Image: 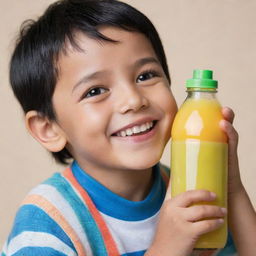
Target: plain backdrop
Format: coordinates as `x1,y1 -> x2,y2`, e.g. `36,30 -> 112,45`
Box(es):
1,0 -> 256,247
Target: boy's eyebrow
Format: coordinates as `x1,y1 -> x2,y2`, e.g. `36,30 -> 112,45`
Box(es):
134,57 -> 160,69
72,70 -> 109,93
72,57 -> 160,93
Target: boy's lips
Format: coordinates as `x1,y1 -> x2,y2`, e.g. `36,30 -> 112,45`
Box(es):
111,118 -> 158,137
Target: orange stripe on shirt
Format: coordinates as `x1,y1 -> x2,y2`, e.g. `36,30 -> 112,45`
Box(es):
21,194 -> 86,256
63,167 -> 120,256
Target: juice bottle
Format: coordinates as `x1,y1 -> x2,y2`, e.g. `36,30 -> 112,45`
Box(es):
171,69 -> 228,249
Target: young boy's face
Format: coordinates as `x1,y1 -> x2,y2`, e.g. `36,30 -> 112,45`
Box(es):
52,27 -> 177,172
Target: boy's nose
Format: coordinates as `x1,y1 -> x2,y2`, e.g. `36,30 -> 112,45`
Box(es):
116,86 -> 149,114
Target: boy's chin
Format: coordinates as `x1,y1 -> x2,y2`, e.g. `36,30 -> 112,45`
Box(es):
121,153 -> 162,170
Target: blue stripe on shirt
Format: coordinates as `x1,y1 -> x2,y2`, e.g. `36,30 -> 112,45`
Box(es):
122,250 -> 146,256
6,204 -> 75,251
12,247 -> 68,256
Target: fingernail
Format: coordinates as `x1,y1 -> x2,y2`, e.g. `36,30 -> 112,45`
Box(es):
218,218 -> 224,224
210,192 -> 216,198
219,120 -> 227,127
221,208 -> 227,215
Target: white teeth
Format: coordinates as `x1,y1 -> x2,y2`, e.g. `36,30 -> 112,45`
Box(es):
116,121 -> 154,137
120,131 -> 126,137
140,124 -> 147,132
132,126 -> 141,134
126,128 -> 133,136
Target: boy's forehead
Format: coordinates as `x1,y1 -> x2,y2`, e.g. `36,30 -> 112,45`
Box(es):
61,27 -> 154,58
55,27 -> 158,80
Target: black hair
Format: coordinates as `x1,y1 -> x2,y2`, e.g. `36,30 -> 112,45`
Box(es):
10,0 -> 171,164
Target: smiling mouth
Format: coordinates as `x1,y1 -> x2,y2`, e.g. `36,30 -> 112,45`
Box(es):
112,121 -> 157,137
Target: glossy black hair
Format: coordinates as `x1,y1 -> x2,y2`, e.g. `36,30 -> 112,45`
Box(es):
10,0 -> 171,164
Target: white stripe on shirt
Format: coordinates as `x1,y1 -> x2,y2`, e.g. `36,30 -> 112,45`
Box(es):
101,211 -> 159,254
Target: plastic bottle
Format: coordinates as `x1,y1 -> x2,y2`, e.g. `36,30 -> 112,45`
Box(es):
171,69 -> 228,249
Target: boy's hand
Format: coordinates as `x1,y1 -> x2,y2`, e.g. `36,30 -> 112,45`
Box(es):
146,190 -> 226,256
220,107 -> 244,195
220,107 -> 256,255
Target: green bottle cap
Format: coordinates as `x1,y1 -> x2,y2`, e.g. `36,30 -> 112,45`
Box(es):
186,69 -> 218,88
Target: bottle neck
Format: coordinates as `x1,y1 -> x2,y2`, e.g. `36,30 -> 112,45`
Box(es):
186,87 -> 217,100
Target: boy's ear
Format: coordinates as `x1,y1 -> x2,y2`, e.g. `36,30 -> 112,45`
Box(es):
25,111 -> 67,152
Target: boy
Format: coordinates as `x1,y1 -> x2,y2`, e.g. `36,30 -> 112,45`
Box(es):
2,0 -> 256,255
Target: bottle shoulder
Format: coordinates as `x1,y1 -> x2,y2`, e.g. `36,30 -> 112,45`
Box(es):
171,98 -> 227,143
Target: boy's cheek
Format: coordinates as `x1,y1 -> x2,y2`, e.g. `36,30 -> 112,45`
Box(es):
158,88 -> 177,114
167,100 -> 178,122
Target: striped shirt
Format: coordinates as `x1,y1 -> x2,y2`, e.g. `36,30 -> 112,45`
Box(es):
1,161 -> 237,256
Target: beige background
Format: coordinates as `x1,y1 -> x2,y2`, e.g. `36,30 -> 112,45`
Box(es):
1,0 -> 256,247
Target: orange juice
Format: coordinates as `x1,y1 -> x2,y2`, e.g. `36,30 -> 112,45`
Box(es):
171,70 -> 228,249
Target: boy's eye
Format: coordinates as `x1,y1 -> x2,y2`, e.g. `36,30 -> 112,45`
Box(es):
84,87 -> 108,98
136,70 -> 159,83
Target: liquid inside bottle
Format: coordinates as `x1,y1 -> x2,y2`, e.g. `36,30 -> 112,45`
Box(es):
171,70 -> 228,249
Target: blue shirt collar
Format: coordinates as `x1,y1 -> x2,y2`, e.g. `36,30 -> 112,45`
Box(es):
71,161 -> 166,221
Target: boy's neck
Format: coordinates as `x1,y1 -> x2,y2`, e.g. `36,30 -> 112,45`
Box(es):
109,168 -> 154,202
77,162 -> 154,202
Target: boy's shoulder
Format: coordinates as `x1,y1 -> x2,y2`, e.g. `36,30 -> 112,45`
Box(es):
20,168 -> 86,219
4,170 -> 79,256
22,171 -> 68,206
9,171 -> 72,228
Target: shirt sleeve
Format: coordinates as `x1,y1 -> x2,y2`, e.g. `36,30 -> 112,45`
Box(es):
216,231 -> 237,256
2,204 -> 77,256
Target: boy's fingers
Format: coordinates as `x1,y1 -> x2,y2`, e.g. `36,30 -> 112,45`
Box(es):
185,205 -> 227,222
171,190 -> 216,208
222,107 -> 235,124
192,218 -> 225,236
220,120 -> 238,150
